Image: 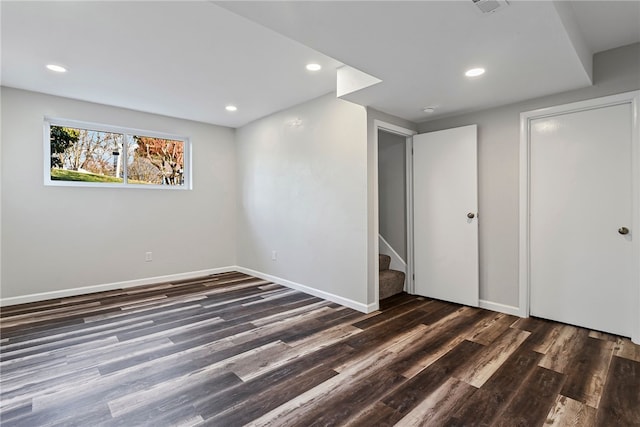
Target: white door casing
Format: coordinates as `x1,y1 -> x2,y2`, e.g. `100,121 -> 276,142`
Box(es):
520,91 -> 640,343
373,120 -> 417,303
413,125 -> 479,307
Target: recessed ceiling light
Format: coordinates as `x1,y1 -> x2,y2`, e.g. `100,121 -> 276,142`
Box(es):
465,67 -> 485,77
306,63 -> 322,71
46,64 -> 67,73
423,107 -> 436,114
225,105 -> 238,112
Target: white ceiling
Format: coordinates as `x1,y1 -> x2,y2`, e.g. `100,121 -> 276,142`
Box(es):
218,0 -> 640,123
2,1 -> 639,128
0,1 -> 341,128
569,1 -> 640,54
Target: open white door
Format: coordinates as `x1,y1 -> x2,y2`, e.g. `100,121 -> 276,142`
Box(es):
413,125 -> 479,307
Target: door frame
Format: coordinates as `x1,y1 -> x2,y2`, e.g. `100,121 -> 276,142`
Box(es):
374,120 -> 417,301
519,90 -> 640,343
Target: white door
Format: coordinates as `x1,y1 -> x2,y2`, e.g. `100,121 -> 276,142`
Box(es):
413,125 -> 479,307
529,102 -> 635,337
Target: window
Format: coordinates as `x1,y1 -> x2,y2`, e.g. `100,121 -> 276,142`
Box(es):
45,118 -> 191,189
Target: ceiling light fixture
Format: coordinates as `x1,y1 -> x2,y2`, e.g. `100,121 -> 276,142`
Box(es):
465,67 -> 485,77
423,107 -> 436,114
46,64 -> 67,73
225,105 -> 238,112
306,63 -> 322,71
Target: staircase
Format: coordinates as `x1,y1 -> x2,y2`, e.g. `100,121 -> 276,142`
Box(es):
379,254 -> 405,300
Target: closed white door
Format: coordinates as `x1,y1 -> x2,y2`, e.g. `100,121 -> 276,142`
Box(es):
530,102 -> 634,336
413,125 -> 479,307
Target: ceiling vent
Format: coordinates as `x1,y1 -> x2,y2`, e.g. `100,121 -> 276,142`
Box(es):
472,0 -> 509,14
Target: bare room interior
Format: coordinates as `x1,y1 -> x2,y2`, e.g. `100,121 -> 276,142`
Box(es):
1,1 -> 639,426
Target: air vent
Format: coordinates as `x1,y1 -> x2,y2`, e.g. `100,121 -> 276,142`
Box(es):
472,0 -> 509,14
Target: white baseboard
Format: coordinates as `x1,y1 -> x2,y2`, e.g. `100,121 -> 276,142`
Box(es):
1,265 -> 378,314
1,265 -> 524,319
235,266 -> 377,314
0,266 -> 237,307
479,299 -> 524,317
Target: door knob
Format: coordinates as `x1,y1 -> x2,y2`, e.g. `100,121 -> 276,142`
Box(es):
618,227 -> 629,235
467,213 -> 475,219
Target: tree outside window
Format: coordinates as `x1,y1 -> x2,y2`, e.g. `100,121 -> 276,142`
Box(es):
47,121 -> 189,188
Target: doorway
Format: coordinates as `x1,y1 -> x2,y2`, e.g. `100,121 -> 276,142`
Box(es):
373,120 -> 416,302
520,91 -> 640,342
374,120 -> 479,305
378,129 -> 408,274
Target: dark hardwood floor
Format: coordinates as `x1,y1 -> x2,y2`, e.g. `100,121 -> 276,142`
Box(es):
1,271 -> 638,426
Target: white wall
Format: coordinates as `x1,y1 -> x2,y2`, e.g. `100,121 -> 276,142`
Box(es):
236,93 -> 371,309
418,43 -> 640,309
1,88 -> 237,300
378,130 -> 406,260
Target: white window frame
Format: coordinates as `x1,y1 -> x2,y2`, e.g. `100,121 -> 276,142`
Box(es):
44,117 -> 192,190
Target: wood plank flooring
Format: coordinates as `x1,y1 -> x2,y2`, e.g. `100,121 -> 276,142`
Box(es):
1,271 -> 639,426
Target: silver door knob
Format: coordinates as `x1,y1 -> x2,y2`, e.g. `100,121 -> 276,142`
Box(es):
618,227 -> 629,235
467,213 -> 475,219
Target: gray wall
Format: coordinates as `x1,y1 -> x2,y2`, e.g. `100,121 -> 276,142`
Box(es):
418,43 -> 640,308
236,93 -> 370,307
378,130 -> 406,260
1,88 -> 237,299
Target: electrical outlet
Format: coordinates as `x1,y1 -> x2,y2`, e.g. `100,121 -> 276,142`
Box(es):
145,252 -> 153,262
271,250 -> 277,261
